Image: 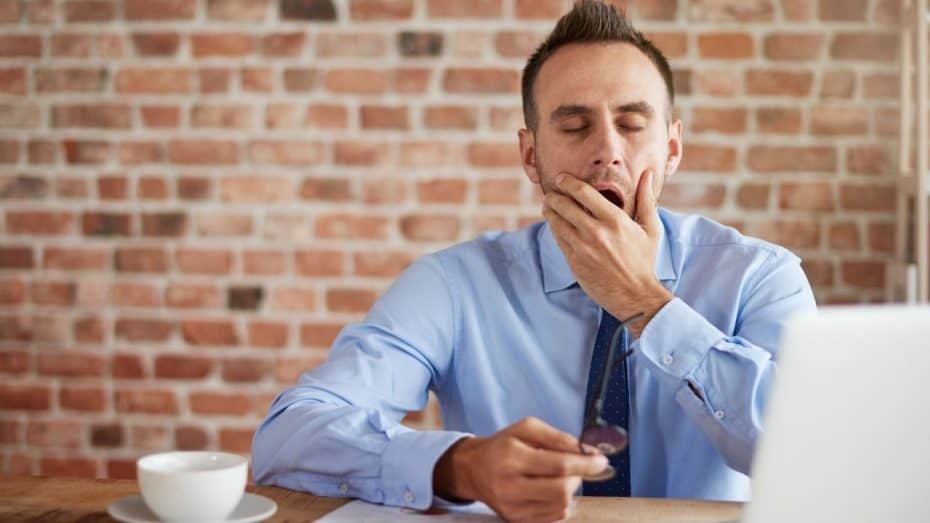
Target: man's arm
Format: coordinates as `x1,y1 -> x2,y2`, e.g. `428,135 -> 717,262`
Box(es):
634,253 -> 816,474
251,255 -> 470,510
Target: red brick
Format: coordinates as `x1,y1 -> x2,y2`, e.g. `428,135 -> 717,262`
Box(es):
698,32 -> 754,59
81,212 -> 131,236
756,107 -> 802,134
691,107 -> 747,134
283,67 -> 316,92
175,426 -> 209,450
116,68 -> 191,94
6,211 -> 72,236
360,105 -> 409,130
468,142 -> 520,167
413,178 -> 464,204
98,176 -> 128,200
847,146 -> 889,175
233,253 -> 278,279
395,67 -> 431,94
182,319 -> 239,346
276,354 -> 326,383
811,105 -> 868,135
427,0 -> 501,17
424,105 -> 478,130
220,176 -> 292,202
74,316 -> 105,344
318,32 -> 387,58
115,389 -> 178,414
443,68 -> 519,94
300,322 -> 344,348
688,0 -> 774,21
363,179 -> 407,204
495,30 -> 545,58
200,68 -> 231,93
207,0 -> 269,19
398,31 -> 443,58
218,427 -> 254,453
661,183 -> 726,208
41,457 -> 98,478
141,212 -> 187,237
192,33 -> 254,57
191,104 -> 253,128
779,182 -> 835,211
863,73 -> 897,99
178,177 -> 211,200
112,353 -> 144,379
0,384 -> 50,411
829,223 -> 861,251
0,176 -> 44,200
819,0 -> 866,21
125,0 -> 195,20
820,70 -> 854,99
334,140 -> 390,166
0,419 -> 20,445
248,141 -> 325,166
119,141 -> 164,165
746,69 -> 813,96
154,354 -> 212,380
748,219 -> 821,249
0,349 -> 28,374
0,247 -> 33,269
65,0 -> 116,21
166,284 -> 222,309
0,68 -> 26,94
350,0 -> 413,19
131,425 -> 170,451
478,178 -> 522,205
324,68 -> 390,94
830,33 -> 897,61
354,251 -> 414,278
300,178 -> 351,201
748,146 -> 837,173
196,213 -> 253,237
115,318 -> 174,342
867,222 -> 894,253
326,288 -> 377,314
90,422 -> 123,448
51,33 -> 93,57
115,248 -> 167,273
131,32 -> 180,56
295,250 -> 344,277
693,69 -> 739,97
222,358 -> 272,383
0,36 -> 41,57
168,140 -> 238,165
43,247 -> 109,270
176,249 -> 232,274
679,144 -> 737,172
27,420 -> 83,450
248,321 -> 289,348
841,261 -> 885,289
763,33 -> 822,61
261,31 -> 305,56
315,214 -> 389,240
0,102 -> 40,128
60,386 -> 106,411
0,139 -> 18,163
30,281 -> 76,306
111,282 -> 160,308
839,184 -> 894,212
400,214 -> 460,241
270,288 -> 316,312
106,459 -> 136,480
189,391 -> 251,415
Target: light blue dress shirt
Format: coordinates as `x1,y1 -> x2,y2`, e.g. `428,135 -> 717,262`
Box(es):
252,208 -> 817,508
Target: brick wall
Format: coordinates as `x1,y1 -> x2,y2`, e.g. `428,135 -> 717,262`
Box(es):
0,0 -> 903,479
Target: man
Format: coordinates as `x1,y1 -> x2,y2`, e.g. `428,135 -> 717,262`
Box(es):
252,2 -> 817,521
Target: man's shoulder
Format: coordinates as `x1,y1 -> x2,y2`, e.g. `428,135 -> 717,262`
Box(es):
429,221 -> 544,273
661,208 -> 797,266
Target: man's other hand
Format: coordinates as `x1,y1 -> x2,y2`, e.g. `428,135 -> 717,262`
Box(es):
433,416 -> 608,522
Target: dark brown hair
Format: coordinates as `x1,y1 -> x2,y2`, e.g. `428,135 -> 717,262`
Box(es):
521,0 -> 674,130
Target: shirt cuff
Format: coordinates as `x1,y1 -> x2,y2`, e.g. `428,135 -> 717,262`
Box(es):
635,297 -> 726,386
381,430 -> 472,510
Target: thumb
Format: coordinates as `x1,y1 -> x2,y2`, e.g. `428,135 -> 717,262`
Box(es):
636,169 -> 660,236
509,417 -> 581,454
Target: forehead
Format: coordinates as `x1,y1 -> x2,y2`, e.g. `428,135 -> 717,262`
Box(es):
534,42 -> 667,116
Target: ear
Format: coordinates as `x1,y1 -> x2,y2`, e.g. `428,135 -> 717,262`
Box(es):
518,128 -> 540,184
664,119 -> 683,179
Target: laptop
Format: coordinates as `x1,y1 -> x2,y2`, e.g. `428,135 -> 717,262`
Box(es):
741,306 -> 930,522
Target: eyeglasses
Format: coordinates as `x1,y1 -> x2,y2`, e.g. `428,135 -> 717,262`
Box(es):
580,312 -> 642,482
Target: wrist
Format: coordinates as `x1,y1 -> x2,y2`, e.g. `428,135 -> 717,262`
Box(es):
433,436 -> 480,502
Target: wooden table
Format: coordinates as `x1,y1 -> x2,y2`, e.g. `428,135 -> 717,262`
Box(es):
0,475 -> 743,522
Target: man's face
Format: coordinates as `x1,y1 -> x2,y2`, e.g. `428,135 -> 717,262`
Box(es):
519,42 -> 683,219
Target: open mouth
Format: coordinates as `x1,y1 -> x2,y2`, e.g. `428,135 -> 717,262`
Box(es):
598,189 -> 624,210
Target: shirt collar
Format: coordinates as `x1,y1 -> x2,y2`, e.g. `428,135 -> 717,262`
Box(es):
539,209 -> 678,294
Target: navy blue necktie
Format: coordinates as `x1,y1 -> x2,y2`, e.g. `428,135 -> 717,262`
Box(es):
582,310 -> 632,496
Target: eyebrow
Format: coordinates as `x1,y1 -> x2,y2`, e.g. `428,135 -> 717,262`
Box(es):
548,101 -> 656,124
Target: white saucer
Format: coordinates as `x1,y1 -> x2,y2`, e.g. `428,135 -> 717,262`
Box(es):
107,492 -> 277,523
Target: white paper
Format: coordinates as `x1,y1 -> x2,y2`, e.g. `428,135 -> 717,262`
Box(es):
315,499 -> 500,522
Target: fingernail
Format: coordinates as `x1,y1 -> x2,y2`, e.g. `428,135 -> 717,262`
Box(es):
581,444 -> 602,455
595,455 -> 609,468
556,173 -> 565,185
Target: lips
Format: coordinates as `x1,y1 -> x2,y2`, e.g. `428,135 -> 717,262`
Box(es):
598,188 -> 624,210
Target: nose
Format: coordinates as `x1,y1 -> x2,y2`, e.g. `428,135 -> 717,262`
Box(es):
590,124 -> 623,170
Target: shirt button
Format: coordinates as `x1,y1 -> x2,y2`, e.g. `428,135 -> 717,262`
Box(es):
404,490 -> 415,503
661,354 -> 674,365
714,410 -> 725,420
339,483 -> 349,494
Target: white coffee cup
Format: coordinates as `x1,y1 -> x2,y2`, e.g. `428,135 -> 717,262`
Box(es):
137,451 -> 248,522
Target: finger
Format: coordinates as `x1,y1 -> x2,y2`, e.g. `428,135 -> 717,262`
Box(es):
509,417 -> 581,453
544,192 -> 594,232
542,204 -> 579,253
554,173 -> 617,222
518,447 -> 609,479
635,169 -> 661,236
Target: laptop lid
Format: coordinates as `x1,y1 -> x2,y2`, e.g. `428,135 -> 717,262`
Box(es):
744,306 -> 930,523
